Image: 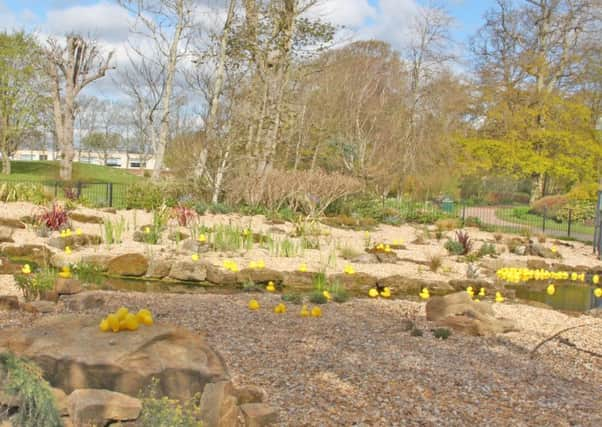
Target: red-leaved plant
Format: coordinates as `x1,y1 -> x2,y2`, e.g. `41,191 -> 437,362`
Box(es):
35,203 -> 69,231
455,230 -> 473,255
172,204 -> 196,227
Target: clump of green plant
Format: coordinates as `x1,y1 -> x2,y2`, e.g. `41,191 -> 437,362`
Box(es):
0,182 -> 50,205
301,236 -> 320,250
210,224 -> 253,252
0,352 -> 63,427
477,242 -> 497,257
432,328 -> 451,340
328,281 -> 349,303
427,254 -> 442,272
445,230 -> 472,255
339,245 -> 360,260
13,267 -> 56,301
138,378 -> 202,427
281,293 -> 302,304
308,290 -> 328,304
268,237 -> 302,258
242,280 -> 262,292
102,215 -> 126,245
72,262 -> 104,285
143,207 -> 170,245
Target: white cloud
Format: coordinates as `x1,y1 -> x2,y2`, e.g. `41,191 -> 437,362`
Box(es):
45,1 -> 132,43
311,0 -> 377,28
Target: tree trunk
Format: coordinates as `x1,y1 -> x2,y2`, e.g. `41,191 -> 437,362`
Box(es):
1,149 -> 10,175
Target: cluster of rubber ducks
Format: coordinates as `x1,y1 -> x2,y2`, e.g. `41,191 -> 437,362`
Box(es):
99,307 -> 153,332
373,243 -> 392,253
248,299 -> 323,317
368,287 -> 391,298
496,267 -> 597,284
417,286 -> 506,303
248,260 -> 266,270
60,228 -> 83,238
223,260 -> 240,272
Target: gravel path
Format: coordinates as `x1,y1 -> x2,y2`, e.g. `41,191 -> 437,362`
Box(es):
3,291 -> 600,426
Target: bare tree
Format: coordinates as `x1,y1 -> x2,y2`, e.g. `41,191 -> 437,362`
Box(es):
119,0 -> 194,180
43,34 -> 114,181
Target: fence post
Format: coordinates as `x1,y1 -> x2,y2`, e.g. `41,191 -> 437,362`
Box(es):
567,208 -> 572,238
54,181 -> 58,198
461,204 -> 466,226
76,181 -> 82,198
542,206 -> 547,233
108,183 -> 113,208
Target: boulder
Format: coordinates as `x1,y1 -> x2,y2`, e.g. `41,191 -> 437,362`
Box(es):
169,260 -> 207,282
48,234 -> 102,250
69,212 -> 104,224
426,291 -> 516,336
0,258 -> 21,275
52,387 -> 69,416
236,268 -> 282,285
107,254 -> 148,277
351,253 -> 379,264
55,278 -> 82,295
0,244 -> 52,264
181,238 -> 210,253
378,275 -> 452,294
40,290 -> 59,303
80,254 -> 112,272
199,381 -> 240,427
61,293 -> 107,312
239,403 -> 279,427
233,385 -> 266,405
528,244 -> 561,259
328,273 -> 377,290
206,264 -> 238,286
0,296 -> 19,311
145,258 -> 173,279
526,259 -> 550,271
168,230 -> 190,242
281,271 -> 317,288
0,227 -> 14,243
448,279 -> 493,292
0,314 -> 229,400
21,300 -> 56,314
0,218 -> 25,229
67,389 -> 141,427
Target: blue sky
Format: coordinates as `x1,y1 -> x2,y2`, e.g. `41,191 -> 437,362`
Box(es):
1,0 -> 496,48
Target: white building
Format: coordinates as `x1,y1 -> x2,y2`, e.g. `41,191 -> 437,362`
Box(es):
12,149 -> 156,170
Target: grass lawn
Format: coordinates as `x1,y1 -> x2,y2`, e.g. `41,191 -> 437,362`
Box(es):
0,161 -> 144,184
495,206 -> 594,239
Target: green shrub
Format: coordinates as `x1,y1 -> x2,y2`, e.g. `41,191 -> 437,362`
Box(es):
432,328 -> 451,340
444,239 -> 465,255
530,194 -> 569,218
329,281 -> 349,303
138,378 -> 202,427
0,182 -> 50,205
477,243 -> 497,257
281,293 -> 302,304
125,182 -> 165,210
103,216 -> 126,245
13,268 -> 56,301
308,290 -> 328,304
208,203 -> 232,214
428,254 -> 442,272
0,352 -> 63,427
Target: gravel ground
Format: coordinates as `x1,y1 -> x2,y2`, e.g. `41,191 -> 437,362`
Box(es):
2,291 -> 600,427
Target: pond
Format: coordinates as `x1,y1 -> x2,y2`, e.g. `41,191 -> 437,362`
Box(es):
508,282 -> 601,312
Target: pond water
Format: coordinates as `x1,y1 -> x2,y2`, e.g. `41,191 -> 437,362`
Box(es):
508,283 -> 601,312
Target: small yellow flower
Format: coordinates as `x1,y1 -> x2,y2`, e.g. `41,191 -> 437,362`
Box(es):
298,263 -> 308,273
21,264 -> 31,274
197,234 -> 207,243
65,246 -> 72,254
343,265 -> 355,275
144,227 -> 151,234
75,228 -> 83,236
242,228 -> 251,236
191,253 -> 199,261
323,290 -> 332,300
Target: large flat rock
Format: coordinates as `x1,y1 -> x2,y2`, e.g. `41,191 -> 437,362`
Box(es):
0,314 -> 228,401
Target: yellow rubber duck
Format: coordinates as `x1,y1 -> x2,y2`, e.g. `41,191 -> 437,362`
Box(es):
298,263 -> 308,273
266,281 -> 276,292
257,260 -> 265,269
300,305 -> 310,317
466,286 -> 474,297
21,264 -> 31,274
311,306 -> 322,317
144,226 -> 151,234
478,287 -> 485,297
58,266 -> 71,279
197,234 -> 207,243
99,318 -> 110,332
191,253 -> 200,261
368,288 -> 379,298
65,246 -> 72,254
76,228 -> 83,236
594,288 -> 602,298
551,245 -> 557,253
116,307 -> 129,321
419,288 -> 430,300
107,314 -> 120,332
249,261 -> 258,269
274,303 -> 287,314
123,313 -> 139,331
384,244 -> 392,253
248,299 -> 260,310
593,274 -> 600,285
380,287 -> 391,298
322,290 -> 332,300
495,292 -> 504,303
343,265 -> 355,275
571,272 -> 577,281
546,284 -> 556,296
578,273 -> 585,282
136,309 -> 153,325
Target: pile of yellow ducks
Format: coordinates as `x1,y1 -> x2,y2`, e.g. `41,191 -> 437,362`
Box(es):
223,260 -> 239,272
99,307 -> 153,332
248,299 -> 322,317
248,260 -> 266,270
368,287 -> 391,298
373,243 -> 392,253
496,267 -> 597,284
